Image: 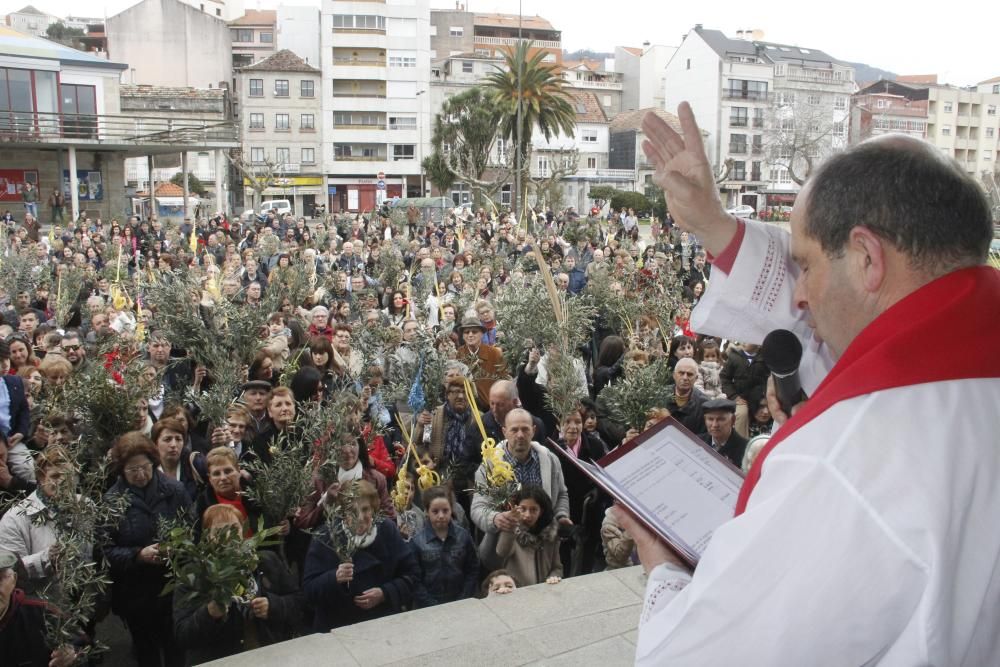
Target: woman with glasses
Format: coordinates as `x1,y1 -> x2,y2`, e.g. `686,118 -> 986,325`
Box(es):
104,432 -> 192,667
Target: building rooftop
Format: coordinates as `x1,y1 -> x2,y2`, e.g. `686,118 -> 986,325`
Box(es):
239,49 -> 319,73
229,9 -> 276,26
0,25 -> 125,70
611,107 -> 683,134
474,12 -> 556,33
136,182 -> 185,197
564,59 -> 603,73
694,26 -> 843,67
11,4 -> 47,15
620,46 -> 643,57
568,89 -> 608,123
897,74 -> 938,84
979,75 -> 1000,85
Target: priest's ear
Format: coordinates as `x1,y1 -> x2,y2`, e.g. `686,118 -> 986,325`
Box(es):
848,226 -> 888,294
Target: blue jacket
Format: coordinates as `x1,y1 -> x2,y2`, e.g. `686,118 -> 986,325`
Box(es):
1,375 -> 30,442
567,267 -> 588,295
302,519 -> 419,632
411,521 -> 479,608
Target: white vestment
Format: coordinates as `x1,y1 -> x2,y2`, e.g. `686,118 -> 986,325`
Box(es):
636,221 -> 1000,665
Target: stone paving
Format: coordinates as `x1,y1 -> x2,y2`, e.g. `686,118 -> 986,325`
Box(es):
206,566 -> 647,666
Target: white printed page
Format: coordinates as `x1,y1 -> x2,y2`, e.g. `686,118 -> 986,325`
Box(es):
603,425 -> 744,559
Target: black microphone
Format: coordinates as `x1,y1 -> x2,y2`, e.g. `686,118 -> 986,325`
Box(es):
761,329 -> 806,414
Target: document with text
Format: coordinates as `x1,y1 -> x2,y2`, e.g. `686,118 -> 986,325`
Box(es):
552,417 -> 745,567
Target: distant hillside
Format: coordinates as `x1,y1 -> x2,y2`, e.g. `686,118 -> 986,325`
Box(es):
564,49 -> 613,62
847,62 -> 897,85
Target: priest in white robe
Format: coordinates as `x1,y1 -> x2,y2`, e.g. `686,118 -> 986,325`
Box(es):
615,103 -> 1000,666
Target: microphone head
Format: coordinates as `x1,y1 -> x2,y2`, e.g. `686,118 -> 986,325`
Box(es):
761,329 -> 803,375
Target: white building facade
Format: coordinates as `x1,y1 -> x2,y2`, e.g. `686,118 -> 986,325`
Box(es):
664,26 -> 853,209
320,0 -> 431,213
239,50 -> 323,216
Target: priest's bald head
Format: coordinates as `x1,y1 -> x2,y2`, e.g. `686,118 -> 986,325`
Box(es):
789,135 -> 992,358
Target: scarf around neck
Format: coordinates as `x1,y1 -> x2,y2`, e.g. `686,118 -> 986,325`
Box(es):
443,402 -> 470,463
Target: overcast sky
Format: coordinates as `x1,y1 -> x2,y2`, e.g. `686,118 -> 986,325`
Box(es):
6,0 -> 996,87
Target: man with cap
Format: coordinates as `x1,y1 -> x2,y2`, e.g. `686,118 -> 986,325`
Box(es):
455,316 -> 509,411
0,550 -> 79,666
699,398 -> 748,468
240,380 -> 274,435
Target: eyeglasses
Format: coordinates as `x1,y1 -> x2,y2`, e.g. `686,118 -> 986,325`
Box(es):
61,344 -> 81,352
124,462 -> 153,475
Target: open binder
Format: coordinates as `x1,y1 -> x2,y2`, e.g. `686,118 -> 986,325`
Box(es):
550,416 -> 745,568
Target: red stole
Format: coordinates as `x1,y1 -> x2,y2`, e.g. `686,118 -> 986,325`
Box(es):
736,266 -> 1000,515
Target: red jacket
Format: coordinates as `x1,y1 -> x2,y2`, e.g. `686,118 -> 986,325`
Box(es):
362,424 -> 396,480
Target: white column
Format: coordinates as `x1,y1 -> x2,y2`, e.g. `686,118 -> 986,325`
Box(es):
68,146 -> 80,222
214,150 -> 225,216
181,152 -> 190,222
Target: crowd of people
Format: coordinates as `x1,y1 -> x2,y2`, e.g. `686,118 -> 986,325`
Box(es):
0,197 -> 777,666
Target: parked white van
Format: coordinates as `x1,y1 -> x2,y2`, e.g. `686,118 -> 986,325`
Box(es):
259,200 -> 292,218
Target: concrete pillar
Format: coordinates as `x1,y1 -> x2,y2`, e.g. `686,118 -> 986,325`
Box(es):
181,152 -> 190,221
68,146 -> 79,223
214,149 -> 225,216
147,155 -> 155,222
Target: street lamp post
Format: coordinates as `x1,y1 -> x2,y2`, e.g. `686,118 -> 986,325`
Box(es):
417,89 -> 427,198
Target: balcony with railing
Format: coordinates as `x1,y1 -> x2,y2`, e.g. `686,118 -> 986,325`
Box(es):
567,167 -> 635,180
0,110 -> 238,150
729,117 -> 749,128
474,35 -> 561,49
752,118 -> 765,128
723,90 -> 772,102
332,56 -> 387,67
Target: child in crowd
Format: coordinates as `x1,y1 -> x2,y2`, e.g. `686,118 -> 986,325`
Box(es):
579,398 -> 610,454
411,486 -> 479,608
496,485 -> 562,587
695,338 -> 727,399
481,569 -> 517,598
600,507 -> 636,570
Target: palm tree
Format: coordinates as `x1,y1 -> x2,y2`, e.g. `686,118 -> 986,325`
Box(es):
484,41 -> 576,216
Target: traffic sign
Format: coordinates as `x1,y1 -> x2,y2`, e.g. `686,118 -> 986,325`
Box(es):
376,180 -> 386,190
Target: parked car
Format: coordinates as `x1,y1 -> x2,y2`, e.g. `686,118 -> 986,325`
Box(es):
260,199 -> 293,218
727,204 -> 756,219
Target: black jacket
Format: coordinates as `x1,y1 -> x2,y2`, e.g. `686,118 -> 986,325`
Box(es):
550,434 -> 608,524
302,519 -> 419,632
104,472 -> 192,617
700,430 -> 749,469
0,590 -> 77,667
665,388 -> 708,435
173,550 -> 305,665
720,347 -> 770,401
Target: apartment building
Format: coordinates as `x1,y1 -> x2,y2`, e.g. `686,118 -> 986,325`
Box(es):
664,26 -> 854,208
850,80 -> 929,143
230,10 -> 277,71
927,82 -> 1000,176
614,43 -> 675,112
321,0 -> 431,212
238,49 -> 323,216
563,58 -> 623,118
